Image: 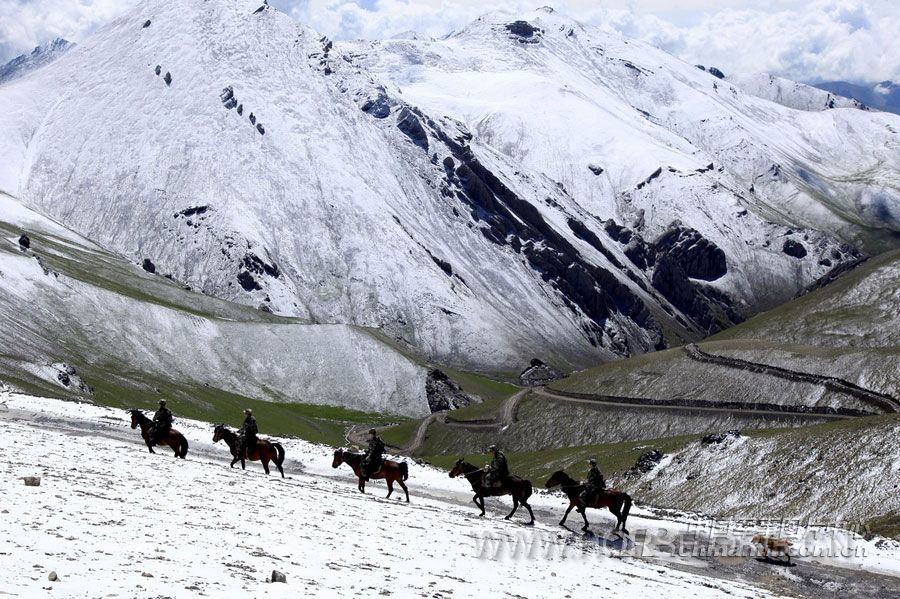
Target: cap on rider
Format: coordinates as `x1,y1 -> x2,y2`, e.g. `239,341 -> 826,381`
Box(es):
244,408 -> 252,415
159,399 -> 166,406
487,444 -> 497,453
369,428 -> 377,436
588,458 -> 597,466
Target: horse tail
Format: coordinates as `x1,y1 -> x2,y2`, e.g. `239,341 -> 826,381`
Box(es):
179,435 -> 189,459
400,461 -> 409,481
272,442 -> 286,466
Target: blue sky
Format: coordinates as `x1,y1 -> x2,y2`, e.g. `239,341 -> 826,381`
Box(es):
2,0 -> 898,82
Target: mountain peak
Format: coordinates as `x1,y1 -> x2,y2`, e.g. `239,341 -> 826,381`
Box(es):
0,37 -> 74,84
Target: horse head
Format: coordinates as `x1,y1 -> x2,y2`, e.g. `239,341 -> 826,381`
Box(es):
545,470 -> 570,488
127,409 -> 142,429
212,424 -> 227,443
448,458 -> 467,478
332,448 -> 344,469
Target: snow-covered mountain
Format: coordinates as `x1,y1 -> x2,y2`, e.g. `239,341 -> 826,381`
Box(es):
0,38 -> 74,85
726,73 -> 867,111
0,0 -> 897,373
813,80 -> 900,115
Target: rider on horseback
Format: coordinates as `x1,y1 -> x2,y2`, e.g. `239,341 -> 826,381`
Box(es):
149,399 -> 173,446
237,408 -> 258,459
578,458 -> 605,512
484,445 -> 509,489
361,428 -> 385,481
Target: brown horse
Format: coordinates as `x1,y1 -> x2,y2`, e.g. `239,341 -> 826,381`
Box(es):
545,470 -> 631,534
212,424 -> 286,477
129,409 -> 189,458
449,459 -> 535,525
331,448 -> 410,502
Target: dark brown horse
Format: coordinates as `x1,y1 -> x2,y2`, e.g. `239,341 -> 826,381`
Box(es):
332,448 -> 410,502
449,459 -> 535,525
129,409 -> 189,458
212,424 -> 286,477
545,470 -> 631,534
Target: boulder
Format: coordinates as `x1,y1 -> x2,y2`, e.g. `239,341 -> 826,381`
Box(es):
782,239 -> 807,259
142,258 -> 156,273
652,225 -> 727,281
519,359 -> 564,386
625,450 -> 663,477
23,476 -> 41,486
18,233 -> 30,250
361,94 -> 391,119
426,369 -> 480,412
270,570 -> 287,583
47,571 -> 57,581
701,430 -> 741,445
142,20 -> 151,28
163,72 -> 172,86
396,107 -> 429,151
505,21 -> 539,39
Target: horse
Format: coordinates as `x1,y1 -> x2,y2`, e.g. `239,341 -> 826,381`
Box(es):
212,424 -> 286,477
128,409 -> 189,459
331,448 -> 410,502
545,470 -> 631,534
448,459 -> 535,525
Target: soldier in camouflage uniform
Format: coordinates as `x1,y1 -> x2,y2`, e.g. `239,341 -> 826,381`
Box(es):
578,458 -> 606,511
483,445 -> 509,489
236,408 -> 258,459
361,428 -> 385,480
149,399 -> 173,446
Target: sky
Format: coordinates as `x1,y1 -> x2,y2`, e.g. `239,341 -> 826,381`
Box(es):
1,0 -> 897,83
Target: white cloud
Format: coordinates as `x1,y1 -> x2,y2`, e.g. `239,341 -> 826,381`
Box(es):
2,0 -> 898,83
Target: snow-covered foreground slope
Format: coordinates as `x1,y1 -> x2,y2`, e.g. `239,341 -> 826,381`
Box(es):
3,393 -> 898,597
1,0 -> 892,372
0,192 -> 428,415
726,73 -> 867,112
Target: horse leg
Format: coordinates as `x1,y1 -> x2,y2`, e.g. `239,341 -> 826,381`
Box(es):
581,507 -> 590,531
610,506 -> 622,531
504,497 -> 519,520
262,457 -> 270,475
472,495 -> 484,516
386,478 -> 394,499
358,477 -> 366,494
523,500 -> 535,525
398,479 -> 409,503
230,455 -> 238,468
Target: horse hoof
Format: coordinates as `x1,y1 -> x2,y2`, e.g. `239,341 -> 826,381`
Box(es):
504,516 -> 511,520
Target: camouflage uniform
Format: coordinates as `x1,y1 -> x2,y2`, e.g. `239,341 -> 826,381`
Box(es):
149,404 -> 173,445
237,414 -> 258,458
362,434 -> 386,478
484,451 -> 509,488
579,464 -> 606,507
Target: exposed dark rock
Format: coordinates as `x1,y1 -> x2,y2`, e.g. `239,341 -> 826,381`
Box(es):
18,234 -> 30,250
220,86 -> 235,109
566,218 -> 623,269
430,255 -> 453,276
57,371 -> 71,386
163,72 -> 172,86
237,104 -> 243,115
396,107 -> 429,151
625,450 -> 663,477
426,369 -> 480,412
701,430 -> 741,445
652,226 -> 727,281
361,94 -> 391,118
256,123 -> 265,135
154,65 -> 161,76
519,358 -> 564,387
651,251 -> 740,333
505,21 -> 539,39
254,5 -> 266,14
782,238 -> 807,259
237,271 -> 262,291
588,164 -> 604,175
142,258 -> 156,273
175,205 -> 209,218
708,67 -> 725,79
241,253 -> 280,278
446,138 -> 660,350
142,20 -> 151,28
603,220 -> 633,244
636,167 -> 663,190
623,239 -> 649,270
270,570 -> 286,583
249,113 -> 256,125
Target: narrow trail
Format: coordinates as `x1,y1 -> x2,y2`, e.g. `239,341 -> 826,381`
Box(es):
683,344 -> 900,413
